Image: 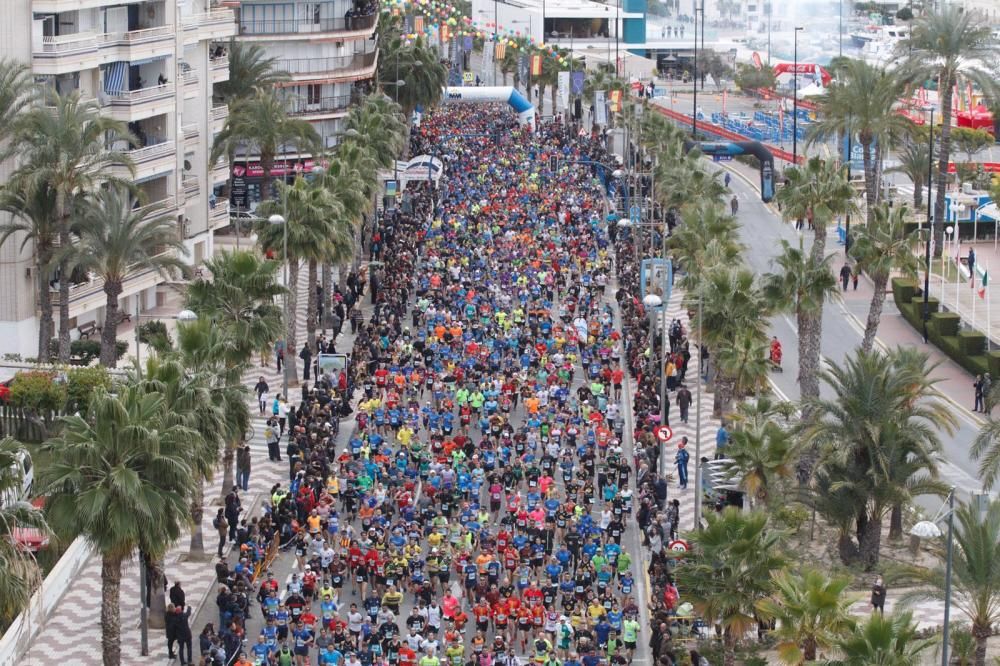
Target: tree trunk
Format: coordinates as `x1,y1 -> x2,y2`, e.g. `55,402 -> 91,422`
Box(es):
147,555 -> 166,630
837,530 -> 860,565
861,273 -> 889,353
889,503 -> 903,541
973,622 -> 989,666
285,259 -> 300,387
219,439 -> 235,503
188,484 -> 207,560
862,139 -> 878,223
100,282 -> 123,368
306,258 -> 318,352
37,244 -> 55,363
57,197 -> 72,363
260,151 -> 275,203
802,636 -> 818,662
100,552 -> 124,666
913,181 -> 923,210
859,511 -> 882,571
934,78 -> 953,258
797,309 -> 822,407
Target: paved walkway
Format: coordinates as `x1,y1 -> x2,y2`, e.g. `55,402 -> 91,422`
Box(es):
22,249 -> 362,665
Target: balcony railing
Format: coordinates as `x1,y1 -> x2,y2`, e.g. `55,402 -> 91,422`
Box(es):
238,12 -> 377,35
101,25 -> 173,46
182,124 -> 199,142
211,104 -> 229,123
182,70 -> 199,87
127,140 -> 175,163
34,25 -> 173,58
105,83 -> 174,106
276,50 -> 378,77
210,202 -> 231,226
210,56 -> 230,73
51,250 -> 177,307
183,9 -> 236,28
284,94 -> 353,116
183,176 -> 200,197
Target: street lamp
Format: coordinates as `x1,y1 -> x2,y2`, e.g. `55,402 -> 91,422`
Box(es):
692,3 -> 703,137
792,26 -> 804,164
910,486 -> 956,666
270,214 -> 289,399
133,307 -> 198,379
642,293 -> 663,472
922,108 -> 935,344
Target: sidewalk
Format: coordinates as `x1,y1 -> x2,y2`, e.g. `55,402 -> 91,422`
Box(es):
22,245 -> 366,665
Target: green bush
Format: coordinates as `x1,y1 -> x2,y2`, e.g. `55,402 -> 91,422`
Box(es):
929,312 -> 961,337
892,277 -> 917,304
8,371 -> 67,412
115,340 -> 129,360
137,320 -> 173,354
987,351 -> 1000,378
50,338 -> 131,365
958,331 -> 986,357
65,366 -> 112,413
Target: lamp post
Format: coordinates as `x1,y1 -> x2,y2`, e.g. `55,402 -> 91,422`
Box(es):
615,0 -> 621,77
699,0 -> 705,91
766,1 -> 771,64
642,293 -> 663,472
270,214 -> 289,398
910,486 -> 956,666
692,294 -> 703,528
692,3 -> 702,137
792,26 -> 803,164
923,108 -> 935,343
133,306 -> 198,379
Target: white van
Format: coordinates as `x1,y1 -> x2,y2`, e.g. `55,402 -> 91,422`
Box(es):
0,449 -> 34,507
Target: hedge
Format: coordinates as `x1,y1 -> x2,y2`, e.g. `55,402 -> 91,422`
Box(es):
892,277 -> 994,377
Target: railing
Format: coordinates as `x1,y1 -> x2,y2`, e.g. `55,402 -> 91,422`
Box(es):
183,176 -> 200,197
34,32 -> 101,55
211,104 -> 229,122
183,9 -> 236,28
182,70 -> 199,86
105,83 -> 174,105
284,94 -> 353,116
239,12 -> 377,35
127,140 -> 175,163
277,50 -> 378,76
210,202 -> 231,225
182,123 -> 199,140
101,25 -> 173,46
210,56 -> 230,73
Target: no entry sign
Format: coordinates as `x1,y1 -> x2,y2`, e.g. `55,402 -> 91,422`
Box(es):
655,425 -> 673,443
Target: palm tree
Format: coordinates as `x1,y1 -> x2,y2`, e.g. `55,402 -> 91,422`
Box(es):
896,499 -> 1000,666
804,349 -> 955,569
851,204 -> 921,352
823,610 -> 936,665
211,86 -> 320,203
0,437 -> 50,626
808,59 -> 913,219
185,249 -> 285,370
756,569 -> 857,664
70,186 -> 188,368
898,5 -> 1000,256
667,202 -> 742,290
0,58 -> 33,158
40,386 -> 195,666
344,94 -> 406,171
761,242 -> 838,408
256,177 -> 339,385
213,39 -> 289,103
712,329 -> 771,414
378,36 -> 447,126
774,156 -> 857,262
674,508 -> 787,666
0,181 -> 58,360
886,139 -> 930,210
10,89 -> 135,362
724,398 -> 801,507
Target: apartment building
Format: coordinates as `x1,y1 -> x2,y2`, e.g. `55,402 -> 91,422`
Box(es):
228,0 -> 379,209
0,0 -> 235,357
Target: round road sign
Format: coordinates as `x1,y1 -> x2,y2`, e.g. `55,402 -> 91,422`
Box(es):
655,425 -> 673,443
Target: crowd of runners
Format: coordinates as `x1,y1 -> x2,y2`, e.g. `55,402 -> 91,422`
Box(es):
194,103 -> 704,666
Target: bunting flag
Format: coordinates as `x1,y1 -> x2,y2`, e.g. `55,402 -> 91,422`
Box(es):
441,23 -> 451,42
609,89 -> 622,113
413,15 -> 423,32
495,40 -> 506,60
979,266 -> 989,300
530,54 -> 543,77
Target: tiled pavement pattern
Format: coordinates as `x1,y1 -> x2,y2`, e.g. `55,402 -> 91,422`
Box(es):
22,261 -> 367,665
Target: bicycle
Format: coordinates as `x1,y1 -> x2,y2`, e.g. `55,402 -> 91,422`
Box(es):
244,424 -> 256,441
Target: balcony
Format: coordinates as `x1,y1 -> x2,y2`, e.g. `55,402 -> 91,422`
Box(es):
182,9 -> 238,44
32,26 -> 174,76
101,83 -> 175,122
276,50 -> 378,83
237,12 -> 378,39
112,140 -> 176,181
285,94 -> 353,119
182,123 -> 200,150
210,56 -> 230,84
211,157 -> 230,185
210,104 -> 229,134
183,175 -> 200,201
210,201 -> 231,229
182,69 -> 200,99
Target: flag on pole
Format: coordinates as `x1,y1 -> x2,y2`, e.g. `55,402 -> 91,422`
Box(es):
609,89 -> 622,113
495,40 -> 506,60
441,24 -> 451,42
414,15 -> 424,32
954,236 -> 962,265
979,267 -> 989,300
530,54 -> 543,77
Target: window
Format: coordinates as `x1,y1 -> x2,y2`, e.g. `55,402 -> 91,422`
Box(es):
308,84 -> 321,105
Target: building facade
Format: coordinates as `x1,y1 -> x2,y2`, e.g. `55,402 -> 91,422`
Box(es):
0,0 -> 235,357
227,0 -> 380,210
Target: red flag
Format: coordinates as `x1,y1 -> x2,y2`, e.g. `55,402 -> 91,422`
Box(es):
414,16 -> 424,32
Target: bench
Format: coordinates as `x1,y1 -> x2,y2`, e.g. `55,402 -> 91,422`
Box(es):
77,321 -> 100,340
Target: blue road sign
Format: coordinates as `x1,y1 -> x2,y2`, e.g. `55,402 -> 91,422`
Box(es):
629,205 -> 641,224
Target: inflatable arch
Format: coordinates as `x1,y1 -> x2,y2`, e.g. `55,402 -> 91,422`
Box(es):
684,140 -> 776,202
442,87 -> 536,127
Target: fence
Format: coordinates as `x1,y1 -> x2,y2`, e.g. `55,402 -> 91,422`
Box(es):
0,405 -> 63,443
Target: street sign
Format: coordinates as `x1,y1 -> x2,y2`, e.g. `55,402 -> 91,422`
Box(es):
629,205 -> 641,224
655,425 -> 673,443
668,539 -> 690,553
712,155 -> 733,162
462,71 -> 474,85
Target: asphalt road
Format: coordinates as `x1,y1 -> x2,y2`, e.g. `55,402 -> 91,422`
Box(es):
718,163 -> 985,505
